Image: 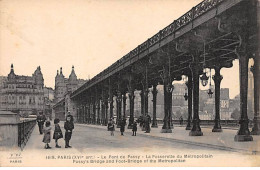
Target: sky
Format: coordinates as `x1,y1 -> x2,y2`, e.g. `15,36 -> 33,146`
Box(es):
0,0 -> 249,99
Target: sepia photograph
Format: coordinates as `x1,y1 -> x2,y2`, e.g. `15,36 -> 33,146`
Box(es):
0,0 -> 259,167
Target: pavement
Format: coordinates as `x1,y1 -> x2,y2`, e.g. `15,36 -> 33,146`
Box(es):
1,122 -> 259,166
22,122 -> 260,154
25,122 -> 236,152
78,123 -> 260,154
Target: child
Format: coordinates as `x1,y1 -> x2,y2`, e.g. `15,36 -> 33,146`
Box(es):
53,118 -> 63,148
42,121 -> 52,149
64,115 -> 74,148
107,119 -> 115,136
132,121 -> 137,136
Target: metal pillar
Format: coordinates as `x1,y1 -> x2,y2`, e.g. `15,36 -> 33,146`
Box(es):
140,90 -> 144,116
186,74 -> 193,130
97,101 -> 100,125
123,93 -> 127,119
101,100 -> 105,125
251,0 -> 260,135
144,88 -> 149,116
109,86 -> 114,120
234,54 -> 253,141
212,65 -> 223,132
151,85 -> 158,128
189,55 -> 203,136
161,80 -> 173,133
92,97 -> 96,124
104,100 -> 108,126
128,89 -> 135,129
116,92 -> 122,128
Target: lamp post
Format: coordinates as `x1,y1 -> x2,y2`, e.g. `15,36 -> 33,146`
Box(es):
207,69 -> 214,98
200,71 -> 209,87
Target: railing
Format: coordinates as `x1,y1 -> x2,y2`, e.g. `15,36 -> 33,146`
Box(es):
18,119 -> 36,149
71,0 -> 226,97
156,119 -> 253,128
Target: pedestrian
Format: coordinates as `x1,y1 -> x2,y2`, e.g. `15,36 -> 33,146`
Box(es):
67,111 -> 74,122
132,121 -> 137,136
53,118 -> 63,148
42,121 -> 51,149
179,116 -> 183,125
37,112 -> 46,135
120,119 -> 125,136
107,118 -> 115,136
64,115 -> 74,148
145,114 -> 151,133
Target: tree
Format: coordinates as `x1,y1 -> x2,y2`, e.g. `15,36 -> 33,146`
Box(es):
231,108 -> 240,120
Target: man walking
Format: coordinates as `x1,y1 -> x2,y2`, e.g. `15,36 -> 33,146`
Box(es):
37,112 -> 46,135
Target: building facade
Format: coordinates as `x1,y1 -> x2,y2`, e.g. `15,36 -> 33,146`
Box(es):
0,64 -> 44,117
43,86 -> 55,120
53,66 -> 87,120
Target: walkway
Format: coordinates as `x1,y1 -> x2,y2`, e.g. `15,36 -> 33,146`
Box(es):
82,124 -> 260,154
4,122 -> 256,166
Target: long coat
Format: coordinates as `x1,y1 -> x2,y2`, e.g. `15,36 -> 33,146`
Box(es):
53,124 -> 63,139
132,122 -> 137,131
42,126 -> 51,143
64,121 -> 74,141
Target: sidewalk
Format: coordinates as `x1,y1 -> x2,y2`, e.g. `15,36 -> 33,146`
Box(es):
78,123 -> 260,154
24,121 -> 78,152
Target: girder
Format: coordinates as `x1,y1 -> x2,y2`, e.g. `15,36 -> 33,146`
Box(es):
70,0 -> 255,100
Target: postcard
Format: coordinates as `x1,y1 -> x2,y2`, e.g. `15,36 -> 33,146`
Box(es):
0,0 -> 259,167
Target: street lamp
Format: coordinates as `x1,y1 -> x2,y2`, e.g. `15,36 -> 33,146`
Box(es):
200,71 -> 209,86
207,68 -> 214,98
166,83 -> 174,93
208,88 -> 213,98
200,41 -> 209,87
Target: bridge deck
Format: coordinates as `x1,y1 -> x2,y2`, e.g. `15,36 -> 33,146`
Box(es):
24,122 -> 260,153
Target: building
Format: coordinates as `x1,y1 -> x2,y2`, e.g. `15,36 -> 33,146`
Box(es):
53,66 -> 87,120
54,66 -> 86,103
199,87 -> 232,120
0,64 -> 44,117
43,87 -> 55,120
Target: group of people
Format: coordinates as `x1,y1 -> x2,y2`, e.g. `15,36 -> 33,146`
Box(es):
37,112 -> 74,149
137,114 -> 152,133
107,118 -> 138,136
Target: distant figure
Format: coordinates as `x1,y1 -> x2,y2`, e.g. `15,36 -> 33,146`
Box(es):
107,118 -> 115,136
53,118 -> 63,148
64,115 -> 74,148
67,111 -> 74,122
132,121 -> 137,136
37,112 -> 46,135
120,118 -> 126,136
42,121 -> 52,149
179,116 -> 183,125
145,114 -> 151,133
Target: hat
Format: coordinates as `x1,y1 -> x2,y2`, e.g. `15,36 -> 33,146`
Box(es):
54,118 -> 60,124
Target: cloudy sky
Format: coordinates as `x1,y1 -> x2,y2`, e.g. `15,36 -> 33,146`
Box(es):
0,0 -> 247,98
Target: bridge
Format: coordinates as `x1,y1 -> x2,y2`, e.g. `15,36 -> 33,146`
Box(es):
53,0 -> 260,142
